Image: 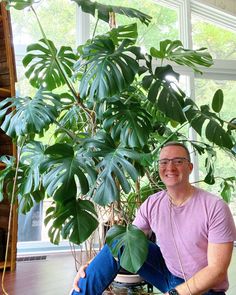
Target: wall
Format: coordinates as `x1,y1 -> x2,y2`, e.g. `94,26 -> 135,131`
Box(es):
197,0 -> 236,16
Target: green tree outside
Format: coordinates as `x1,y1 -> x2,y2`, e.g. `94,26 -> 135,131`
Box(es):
91,0 -> 179,50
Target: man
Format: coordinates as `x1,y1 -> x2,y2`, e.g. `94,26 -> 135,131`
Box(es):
71,142 -> 236,295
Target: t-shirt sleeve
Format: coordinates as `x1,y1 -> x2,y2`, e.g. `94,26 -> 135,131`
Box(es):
208,199 -> 236,243
132,197 -> 152,232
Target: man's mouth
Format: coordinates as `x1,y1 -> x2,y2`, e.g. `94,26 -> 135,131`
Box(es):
165,174 -> 178,178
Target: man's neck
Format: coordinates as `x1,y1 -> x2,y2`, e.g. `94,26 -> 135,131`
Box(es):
167,184 -> 195,205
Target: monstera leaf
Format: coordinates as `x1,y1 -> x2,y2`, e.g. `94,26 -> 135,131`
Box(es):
18,187 -> 45,214
107,23 -> 138,46
75,37 -> 139,100
45,199 -> 98,245
185,99 -> 234,149
40,143 -> 96,202
212,89 -> 224,113
57,105 -> 87,134
23,39 -> 77,90
19,141 -> 47,195
150,39 -> 213,73
156,85 -> 186,124
103,101 -> 152,148
0,156 -> 15,201
0,142 -> 46,211
73,0 -> 152,25
203,149 -> 216,185
220,177 -> 236,203
17,163 -> 45,214
144,64 -> 186,124
2,0 -> 34,10
84,132 -> 141,206
0,89 -> 60,138
106,224 -> 148,273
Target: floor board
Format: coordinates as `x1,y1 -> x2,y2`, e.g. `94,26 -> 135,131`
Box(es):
0,253 -> 78,295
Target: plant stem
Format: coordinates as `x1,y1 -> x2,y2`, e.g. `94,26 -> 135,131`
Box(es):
1,141 -> 24,295
224,119 -> 236,129
193,176 -> 230,185
92,18 -> 99,39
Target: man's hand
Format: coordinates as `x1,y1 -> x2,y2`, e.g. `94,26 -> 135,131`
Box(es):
164,242 -> 234,295
72,263 -> 89,293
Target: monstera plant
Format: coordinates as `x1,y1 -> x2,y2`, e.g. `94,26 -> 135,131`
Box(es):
0,0 -> 236,274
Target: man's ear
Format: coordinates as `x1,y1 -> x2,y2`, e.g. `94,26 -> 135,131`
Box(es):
189,162 -> 194,173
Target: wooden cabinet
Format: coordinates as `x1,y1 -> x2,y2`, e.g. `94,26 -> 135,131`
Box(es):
0,2 -> 17,271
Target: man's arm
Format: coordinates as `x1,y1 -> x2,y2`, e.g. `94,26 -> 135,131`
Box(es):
166,242 -> 234,295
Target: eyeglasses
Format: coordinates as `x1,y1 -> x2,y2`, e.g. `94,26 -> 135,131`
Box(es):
158,157 -> 190,167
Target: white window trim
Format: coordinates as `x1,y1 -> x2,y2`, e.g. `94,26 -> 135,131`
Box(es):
17,240 -> 94,255
76,6 -> 90,46
168,60 -> 236,81
195,60 -> 236,80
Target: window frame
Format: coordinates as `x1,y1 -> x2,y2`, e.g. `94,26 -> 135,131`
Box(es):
15,0 -> 236,252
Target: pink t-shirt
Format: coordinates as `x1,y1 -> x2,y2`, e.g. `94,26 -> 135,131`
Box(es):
133,187 -> 236,291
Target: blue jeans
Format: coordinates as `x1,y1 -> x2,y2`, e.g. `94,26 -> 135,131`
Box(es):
71,241 -> 226,295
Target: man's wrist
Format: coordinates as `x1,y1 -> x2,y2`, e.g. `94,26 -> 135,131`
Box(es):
168,289 -> 179,295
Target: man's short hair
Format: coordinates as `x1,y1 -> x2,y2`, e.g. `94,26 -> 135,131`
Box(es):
161,141 -> 191,160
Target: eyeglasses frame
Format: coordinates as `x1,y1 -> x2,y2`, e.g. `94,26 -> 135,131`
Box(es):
158,157 -> 190,167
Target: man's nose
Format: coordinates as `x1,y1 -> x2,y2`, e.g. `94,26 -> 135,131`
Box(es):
166,160 -> 176,167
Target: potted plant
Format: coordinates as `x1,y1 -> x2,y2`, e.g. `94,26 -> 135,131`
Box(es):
0,0 -> 235,284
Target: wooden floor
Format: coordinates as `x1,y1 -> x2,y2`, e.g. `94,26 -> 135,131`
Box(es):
0,253 -> 78,295
1,249 -> 236,295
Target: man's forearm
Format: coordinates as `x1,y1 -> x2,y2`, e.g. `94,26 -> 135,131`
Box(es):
173,266 -> 226,295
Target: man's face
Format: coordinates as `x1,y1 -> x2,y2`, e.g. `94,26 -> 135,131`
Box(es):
158,145 -> 193,190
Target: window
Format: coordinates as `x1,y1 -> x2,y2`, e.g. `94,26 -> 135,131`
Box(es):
190,7 -> 236,222
11,0 -> 76,97
192,14 -> 236,60
11,0 -> 76,249
195,78 -> 236,194
90,0 -> 179,50
9,0 -> 236,250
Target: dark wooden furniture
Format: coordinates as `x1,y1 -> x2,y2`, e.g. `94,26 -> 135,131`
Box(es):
0,2 -> 17,271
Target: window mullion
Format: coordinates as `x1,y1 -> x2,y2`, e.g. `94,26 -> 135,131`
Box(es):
180,1 -> 199,183
179,0 -> 192,48
187,74 -> 200,184
76,6 -> 90,46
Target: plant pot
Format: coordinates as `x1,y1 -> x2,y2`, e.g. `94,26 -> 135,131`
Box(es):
113,267 -> 144,285
114,273 -> 144,284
